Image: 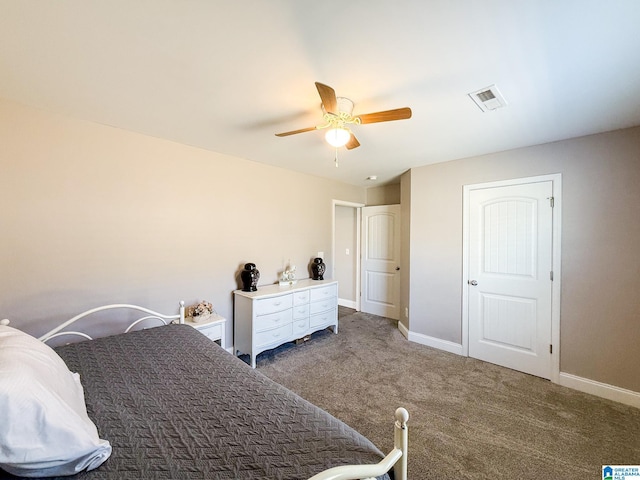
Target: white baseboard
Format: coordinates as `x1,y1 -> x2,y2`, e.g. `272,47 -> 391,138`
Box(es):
338,298 -> 357,309
399,326 -> 640,409
558,372 -> 640,409
399,325 -> 464,356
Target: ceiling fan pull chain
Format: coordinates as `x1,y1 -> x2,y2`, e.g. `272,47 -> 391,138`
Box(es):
334,147 -> 339,168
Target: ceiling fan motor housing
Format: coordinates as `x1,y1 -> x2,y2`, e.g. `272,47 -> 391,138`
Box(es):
335,97 -> 354,115
322,97 -> 355,117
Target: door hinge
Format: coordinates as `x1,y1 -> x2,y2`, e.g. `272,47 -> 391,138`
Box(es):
549,196 -> 555,208
550,344 -> 553,354
550,270 -> 554,281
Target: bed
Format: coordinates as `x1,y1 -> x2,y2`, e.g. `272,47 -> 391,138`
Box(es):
0,302 -> 408,479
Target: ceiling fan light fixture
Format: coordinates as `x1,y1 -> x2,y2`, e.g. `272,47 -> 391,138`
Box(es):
325,127 -> 351,147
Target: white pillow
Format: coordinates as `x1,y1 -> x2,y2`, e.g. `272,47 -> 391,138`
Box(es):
0,325 -> 111,477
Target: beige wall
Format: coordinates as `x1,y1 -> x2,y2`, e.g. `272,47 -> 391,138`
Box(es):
405,126 -> 640,392
0,98 -> 365,346
366,183 -> 401,206
400,171 -> 411,331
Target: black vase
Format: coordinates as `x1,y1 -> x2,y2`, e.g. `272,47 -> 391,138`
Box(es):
311,257 -> 325,280
241,263 -> 260,292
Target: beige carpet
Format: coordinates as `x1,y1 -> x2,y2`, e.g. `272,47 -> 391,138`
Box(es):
255,308 -> 640,479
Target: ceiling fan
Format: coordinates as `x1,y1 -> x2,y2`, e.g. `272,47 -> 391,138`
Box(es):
275,82 -> 412,152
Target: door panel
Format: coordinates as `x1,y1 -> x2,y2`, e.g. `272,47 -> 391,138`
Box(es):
361,205 -> 401,319
468,181 -> 553,379
481,293 -> 536,351
483,199 -> 535,276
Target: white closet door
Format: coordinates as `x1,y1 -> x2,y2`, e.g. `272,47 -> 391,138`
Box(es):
468,181 -> 553,379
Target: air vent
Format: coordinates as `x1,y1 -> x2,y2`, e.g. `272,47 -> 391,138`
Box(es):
468,84 -> 507,112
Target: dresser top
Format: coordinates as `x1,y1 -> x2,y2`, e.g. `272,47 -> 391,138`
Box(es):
234,278 -> 337,299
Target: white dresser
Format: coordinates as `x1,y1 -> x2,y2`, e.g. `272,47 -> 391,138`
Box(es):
234,279 -> 338,368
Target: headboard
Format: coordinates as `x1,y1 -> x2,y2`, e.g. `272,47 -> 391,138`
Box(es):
3,301 -> 186,344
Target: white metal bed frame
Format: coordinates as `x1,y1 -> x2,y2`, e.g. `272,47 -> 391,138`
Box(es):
1,302 -> 408,480
34,301 -> 186,344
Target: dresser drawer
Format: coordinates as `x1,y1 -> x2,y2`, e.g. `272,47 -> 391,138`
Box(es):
254,294 -> 292,316
197,322 -> 223,341
255,309 -> 292,332
310,299 -> 334,315
255,323 -> 292,348
292,318 -> 309,336
310,308 -> 337,328
292,290 -> 310,306
310,284 -> 337,302
292,304 -> 309,320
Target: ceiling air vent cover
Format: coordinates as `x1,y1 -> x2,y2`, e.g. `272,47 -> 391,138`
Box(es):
468,84 -> 507,112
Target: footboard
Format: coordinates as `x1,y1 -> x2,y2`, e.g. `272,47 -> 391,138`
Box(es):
308,408 -> 409,480
36,301 -> 185,344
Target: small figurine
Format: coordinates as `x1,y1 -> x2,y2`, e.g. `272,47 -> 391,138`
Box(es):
280,260 -> 297,285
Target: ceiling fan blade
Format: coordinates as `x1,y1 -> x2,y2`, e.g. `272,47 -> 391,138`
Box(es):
315,82 -> 338,114
275,126 -> 318,137
346,134 -> 360,150
356,107 -> 412,124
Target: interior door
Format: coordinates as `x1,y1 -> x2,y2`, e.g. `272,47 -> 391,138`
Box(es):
361,205 -> 401,319
468,181 -> 553,379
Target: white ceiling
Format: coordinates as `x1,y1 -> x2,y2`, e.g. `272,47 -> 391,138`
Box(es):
2,1 -> 640,186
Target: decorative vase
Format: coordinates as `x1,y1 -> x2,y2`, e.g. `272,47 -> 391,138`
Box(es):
241,263 -> 260,292
311,257 -> 325,280
190,312 -> 211,324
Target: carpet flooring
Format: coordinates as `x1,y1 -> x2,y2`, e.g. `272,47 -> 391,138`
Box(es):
255,308 -> 640,479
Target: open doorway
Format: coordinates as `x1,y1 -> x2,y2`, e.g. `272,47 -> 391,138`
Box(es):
332,200 -> 401,319
332,200 -> 363,310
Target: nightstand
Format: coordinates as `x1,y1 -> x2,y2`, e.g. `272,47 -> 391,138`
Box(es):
185,313 -> 226,348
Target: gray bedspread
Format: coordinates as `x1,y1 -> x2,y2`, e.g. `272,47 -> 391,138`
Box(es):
37,324 -> 389,479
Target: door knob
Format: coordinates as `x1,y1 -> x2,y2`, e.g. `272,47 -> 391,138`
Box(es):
468,280 -> 478,286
